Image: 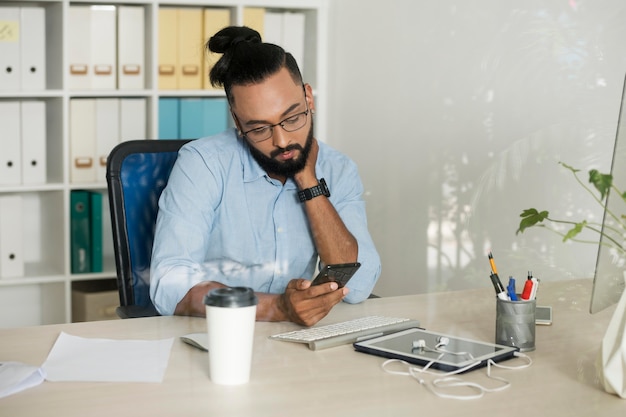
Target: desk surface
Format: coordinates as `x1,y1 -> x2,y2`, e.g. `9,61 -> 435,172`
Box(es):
0,279 -> 624,417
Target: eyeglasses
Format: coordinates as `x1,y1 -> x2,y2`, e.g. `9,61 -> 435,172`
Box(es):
239,102 -> 310,143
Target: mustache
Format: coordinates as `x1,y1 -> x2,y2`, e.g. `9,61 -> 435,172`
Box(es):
269,143 -> 303,158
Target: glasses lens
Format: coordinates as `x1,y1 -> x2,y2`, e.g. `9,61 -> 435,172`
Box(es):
281,112 -> 308,132
246,126 -> 272,142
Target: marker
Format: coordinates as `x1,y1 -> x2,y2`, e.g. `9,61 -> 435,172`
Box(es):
490,273 -> 510,300
521,271 -> 538,300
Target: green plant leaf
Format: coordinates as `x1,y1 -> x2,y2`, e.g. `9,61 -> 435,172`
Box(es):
563,221 -> 587,242
517,209 -> 549,234
588,169 -> 612,200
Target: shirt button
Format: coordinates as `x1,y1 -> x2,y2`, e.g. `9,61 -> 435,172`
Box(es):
277,227 -> 284,233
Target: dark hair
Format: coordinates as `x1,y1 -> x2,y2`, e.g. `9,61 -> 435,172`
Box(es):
207,26 -> 303,103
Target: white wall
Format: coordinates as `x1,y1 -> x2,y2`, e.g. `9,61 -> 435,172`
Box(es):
326,0 -> 626,297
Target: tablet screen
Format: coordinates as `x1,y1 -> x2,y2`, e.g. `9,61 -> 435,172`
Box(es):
354,328 -> 518,372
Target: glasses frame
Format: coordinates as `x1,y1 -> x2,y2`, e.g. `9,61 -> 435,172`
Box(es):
234,85 -> 310,143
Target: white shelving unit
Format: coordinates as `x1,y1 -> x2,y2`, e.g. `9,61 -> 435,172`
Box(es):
0,0 -> 328,327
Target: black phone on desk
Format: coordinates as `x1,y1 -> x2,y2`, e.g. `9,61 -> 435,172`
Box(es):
311,262 -> 361,288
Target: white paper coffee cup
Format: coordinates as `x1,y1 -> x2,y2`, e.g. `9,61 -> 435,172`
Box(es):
204,287 -> 257,385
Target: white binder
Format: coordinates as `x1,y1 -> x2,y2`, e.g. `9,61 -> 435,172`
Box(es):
19,7 -> 46,91
20,100 -> 47,184
120,98 -> 147,141
0,7 -> 21,91
0,101 -> 22,185
282,12 -> 305,76
67,5 -> 91,90
95,98 -> 120,181
70,99 -> 97,183
263,11 -> 283,47
90,5 -> 116,90
117,6 -> 144,90
0,195 -> 25,278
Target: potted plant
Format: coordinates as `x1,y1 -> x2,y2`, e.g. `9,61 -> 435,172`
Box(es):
516,161 -> 626,398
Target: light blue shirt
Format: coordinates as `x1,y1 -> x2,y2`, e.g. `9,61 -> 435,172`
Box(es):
150,129 -> 381,315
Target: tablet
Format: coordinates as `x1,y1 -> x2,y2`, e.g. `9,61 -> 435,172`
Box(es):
353,328 -> 518,372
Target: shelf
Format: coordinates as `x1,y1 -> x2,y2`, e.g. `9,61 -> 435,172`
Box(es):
0,0 -> 327,327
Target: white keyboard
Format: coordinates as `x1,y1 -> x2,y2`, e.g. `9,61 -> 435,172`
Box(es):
270,315 -> 421,350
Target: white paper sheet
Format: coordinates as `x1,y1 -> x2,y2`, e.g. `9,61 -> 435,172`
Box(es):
0,362 -> 46,399
42,332 -> 174,382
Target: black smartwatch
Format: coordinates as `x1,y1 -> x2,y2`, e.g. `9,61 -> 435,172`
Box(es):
298,178 -> 330,202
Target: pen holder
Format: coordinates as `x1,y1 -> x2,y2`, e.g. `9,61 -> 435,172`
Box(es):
495,297 -> 536,352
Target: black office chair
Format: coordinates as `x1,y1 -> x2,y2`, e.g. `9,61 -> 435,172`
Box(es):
106,139 -> 192,319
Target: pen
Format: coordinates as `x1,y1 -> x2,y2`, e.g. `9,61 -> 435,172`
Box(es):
507,276 -> 518,301
488,251 -> 498,275
490,272 -> 510,300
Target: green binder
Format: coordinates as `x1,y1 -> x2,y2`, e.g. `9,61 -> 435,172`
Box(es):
89,191 -> 103,273
70,191 -> 91,274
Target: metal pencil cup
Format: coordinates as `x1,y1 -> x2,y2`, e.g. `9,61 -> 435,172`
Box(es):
495,297 -> 536,352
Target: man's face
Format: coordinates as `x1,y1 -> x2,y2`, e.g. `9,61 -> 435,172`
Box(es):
230,67 -> 314,179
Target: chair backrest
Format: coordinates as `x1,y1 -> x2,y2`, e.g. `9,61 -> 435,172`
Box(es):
106,139 -> 191,318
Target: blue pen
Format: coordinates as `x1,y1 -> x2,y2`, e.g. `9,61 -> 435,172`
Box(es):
507,276 -> 518,301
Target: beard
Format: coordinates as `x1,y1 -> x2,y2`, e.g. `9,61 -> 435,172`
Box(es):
247,120 -> 314,178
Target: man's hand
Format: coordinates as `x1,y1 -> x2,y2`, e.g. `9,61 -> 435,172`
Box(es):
274,278 -> 349,326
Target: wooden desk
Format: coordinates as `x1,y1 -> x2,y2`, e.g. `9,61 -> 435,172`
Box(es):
1,279 -> 624,416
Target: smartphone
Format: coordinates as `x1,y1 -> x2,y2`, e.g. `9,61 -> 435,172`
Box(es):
311,262 -> 361,288
536,305 -> 552,325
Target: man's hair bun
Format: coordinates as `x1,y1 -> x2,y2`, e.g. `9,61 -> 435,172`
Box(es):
208,26 -> 261,54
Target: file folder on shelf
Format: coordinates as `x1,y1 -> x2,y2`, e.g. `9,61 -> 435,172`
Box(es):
0,7 -> 21,91
120,98 -> 147,142
201,98 -> 229,137
0,101 -> 22,186
203,8 -> 231,90
158,8 -> 178,90
177,8 -> 203,90
90,5 -> 116,90
243,7 -> 265,38
19,6 -> 46,91
70,99 -> 97,183
0,195 -> 25,278
20,100 -> 47,185
117,5 -> 144,90
95,98 -> 120,182
67,5 -> 91,90
89,192 -> 103,273
159,98 -> 180,139
70,191 -> 91,274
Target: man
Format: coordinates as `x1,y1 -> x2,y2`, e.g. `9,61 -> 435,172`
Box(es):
150,26 -> 381,326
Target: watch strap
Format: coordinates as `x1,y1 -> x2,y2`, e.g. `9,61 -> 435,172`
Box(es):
298,178 -> 330,202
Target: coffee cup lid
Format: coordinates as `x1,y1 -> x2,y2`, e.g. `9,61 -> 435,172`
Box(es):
204,287 -> 258,308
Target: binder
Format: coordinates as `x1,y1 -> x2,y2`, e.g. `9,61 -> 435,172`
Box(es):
202,8 -> 231,90
0,195 -> 24,278
158,98 -> 180,139
95,98 -> 120,182
90,5 -> 116,90
70,191 -> 91,274
0,101 -> 22,186
67,5 -> 91,90
0,7 -> 21,91
282,12 -> 306,76
177,8 -> 203,90
263,11 -> 283,47
158,8 -> 178,90
20,100 -> 47,184
201,98 -> 229,137
120,98 -> 147,142
179,98 -> 204,139
117,6 -> 144,90
19,6 -> 46,91
243,7 -> 265,39
89,191 -> 103,273
70,99 -> 97,183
